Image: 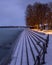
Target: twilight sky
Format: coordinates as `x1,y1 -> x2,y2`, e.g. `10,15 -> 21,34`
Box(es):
0,0 -> 52,26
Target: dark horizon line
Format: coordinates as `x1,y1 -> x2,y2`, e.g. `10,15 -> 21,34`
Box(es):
0,26 -> 34,28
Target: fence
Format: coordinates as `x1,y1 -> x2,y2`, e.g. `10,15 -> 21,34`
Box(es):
26,29 -> 49,65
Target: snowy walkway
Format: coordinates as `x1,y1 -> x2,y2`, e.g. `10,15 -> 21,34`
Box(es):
45,34 -> 52,65
8,29 -> 49,65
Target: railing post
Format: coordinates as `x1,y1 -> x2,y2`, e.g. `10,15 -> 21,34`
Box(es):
36,56 -> 40,65
45,34 -> 49,54
46,34 -> 49,48
41,44 -> 46,64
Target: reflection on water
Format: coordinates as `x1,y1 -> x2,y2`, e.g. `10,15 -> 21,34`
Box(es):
0,28 -> 22,61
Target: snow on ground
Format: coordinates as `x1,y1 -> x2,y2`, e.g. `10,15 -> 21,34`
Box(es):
45,34 -> 52,65
32,29 -> 52,65
9,29 -> 52,65
32,29 -> 52,34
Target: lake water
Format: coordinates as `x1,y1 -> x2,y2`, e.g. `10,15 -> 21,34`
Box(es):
0,28 -> 23,61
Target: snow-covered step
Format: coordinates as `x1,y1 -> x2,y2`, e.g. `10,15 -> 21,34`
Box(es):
25,35 -> 34,65
27,32 -> 43,49
27,30 -> 49,50
28,29 -> 47,40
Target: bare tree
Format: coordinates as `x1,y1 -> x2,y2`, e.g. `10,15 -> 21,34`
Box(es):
48,2 -> 52,29
25,2 -> 51,29
25,4 -> 34,26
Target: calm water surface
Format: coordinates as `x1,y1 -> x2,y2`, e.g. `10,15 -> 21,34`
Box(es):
0,28 -> 23,61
